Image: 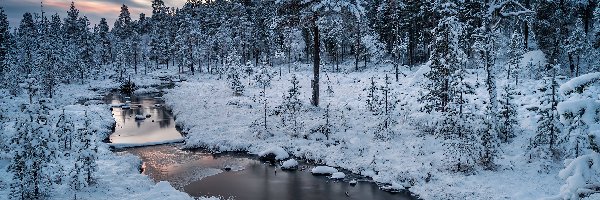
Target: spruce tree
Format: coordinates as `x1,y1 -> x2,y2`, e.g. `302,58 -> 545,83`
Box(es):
498,85 -> 518,143
365,76 -> 380,113
507,30 -> 524,86
254,64 -> 272,135
8,101 -> 57,200
97,18 -> 111,65
532,65 -> 562,160
420,5 -> 465,113
0,8 -> 9,78
566,19 -> 589,77
227,66 -> 244,96
112,4 -> 134,80
280,75 -> 303,137
558,72 -> 600,158
62,2 -> 81,83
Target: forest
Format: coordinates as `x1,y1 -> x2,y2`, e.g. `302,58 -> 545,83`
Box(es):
1,0 -> 600,199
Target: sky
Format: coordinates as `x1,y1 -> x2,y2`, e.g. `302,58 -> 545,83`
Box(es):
1,0 -> 186,29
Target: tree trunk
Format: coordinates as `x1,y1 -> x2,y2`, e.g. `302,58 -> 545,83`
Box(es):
311,18 -> 320,107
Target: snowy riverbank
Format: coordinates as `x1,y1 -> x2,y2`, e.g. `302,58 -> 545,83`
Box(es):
163,61 -> 565,199
0,69 -> 217,200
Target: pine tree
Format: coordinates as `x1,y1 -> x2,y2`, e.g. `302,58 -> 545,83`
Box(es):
558,72 -> 600,158
279,75 -> 303,137
16,12 -> 39,78
472,22 -> 500,169
276,0 -> 367,107
254,64 -> 272,135
8,101 -> 57,200
96,18 -> 111,65
0,8 -> 9,79
532,65 -> 562,161
113,4 -> 134,80
420,4 -> 466,113
364,76 -> 380,113
150,0 -> 171,67
595,4 -> 600,48
566,19 -> 589,77
507,30 -> 524,86
373,74 -> 397,141
62,2 -> 81,83
498,85 -> 518,143
227,66 -> 244,96
76,16 -> 94,83
440,62 -> 479,172
67,112 -> 97,194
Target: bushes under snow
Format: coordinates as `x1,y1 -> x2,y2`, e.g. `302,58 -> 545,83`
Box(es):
558,153 -> 600,199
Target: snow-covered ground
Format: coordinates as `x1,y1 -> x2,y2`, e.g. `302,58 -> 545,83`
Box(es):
162,58 -> 566,199
0,68 -> 218,200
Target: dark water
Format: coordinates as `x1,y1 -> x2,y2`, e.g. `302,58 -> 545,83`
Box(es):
106,92 -> 183,145
107,92 -> 417,200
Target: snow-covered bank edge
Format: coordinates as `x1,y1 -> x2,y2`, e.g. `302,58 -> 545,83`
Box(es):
0,73 -> 216,200
109,138 -> 186,149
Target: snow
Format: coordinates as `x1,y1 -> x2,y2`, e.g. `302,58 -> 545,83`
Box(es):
109,138 -> 186,149
0,72 -> 213,200
559,72 -> 600,95
281,159 -> 299,169
558,153 -> 600,200
557,99 -> 599,125
330,172 -> 346,179
258,146 -> 290,160
161,62 -> 564,200
311,166 -> 338,175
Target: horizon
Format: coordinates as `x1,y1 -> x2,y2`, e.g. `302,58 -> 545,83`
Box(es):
2,0 -> 186,29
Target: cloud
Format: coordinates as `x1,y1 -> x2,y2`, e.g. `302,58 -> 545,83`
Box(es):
2,0 -> 186,28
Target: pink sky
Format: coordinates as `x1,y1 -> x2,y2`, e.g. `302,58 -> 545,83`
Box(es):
2,0 -> 186,27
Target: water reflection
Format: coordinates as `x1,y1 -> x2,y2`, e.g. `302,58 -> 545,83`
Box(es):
108,91 -> 416,200
119,145 -> 415,200
106,92 -> 182,144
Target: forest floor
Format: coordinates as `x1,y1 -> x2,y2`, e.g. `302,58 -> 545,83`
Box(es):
161,53 -> 566,199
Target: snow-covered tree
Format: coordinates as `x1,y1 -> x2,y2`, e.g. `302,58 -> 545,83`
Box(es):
498,84 -> 518,143
420,5 -> 466,113
566,19 -> 590,77
227,66 -> 244,96
112,4 -> 134,80
96,18 -> 111,66
279,74 -> 303,137
0,7 -> 9,80
364,76 -> 380,113
8,101 -> 57,200
373,74 -> 397,141
557,153 -> 600,200
150,0 -> 171,67
72,112 -> 98,189
276,0 -> 366,107
507,30 -> 524,86
558,72 -> 600,158
472,22 -> 500,169
531,65 -> 563,164
253,64 -> 273,135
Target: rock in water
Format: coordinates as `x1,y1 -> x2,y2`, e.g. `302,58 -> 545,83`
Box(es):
311,166 -> 338,175
330,172 -> 345,179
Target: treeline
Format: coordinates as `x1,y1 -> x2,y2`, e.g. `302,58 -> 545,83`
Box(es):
1,1 -> 600,98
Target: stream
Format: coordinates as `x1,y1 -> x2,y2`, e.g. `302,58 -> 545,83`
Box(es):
105,90 -> 417,200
